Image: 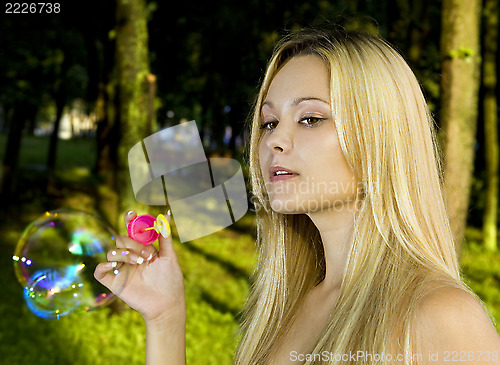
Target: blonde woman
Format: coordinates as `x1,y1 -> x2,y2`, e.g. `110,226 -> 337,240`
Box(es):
95,28 -> 500,364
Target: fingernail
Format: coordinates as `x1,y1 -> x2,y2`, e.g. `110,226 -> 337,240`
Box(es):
112,262 -> 117,268
104,262 -> 117,268
127,252 -> 143,264
113,269 -> 119,275
111,250 -> 117,256
121,250 -> 129,256
125,211 -> 135,228
141,249 -> 153,261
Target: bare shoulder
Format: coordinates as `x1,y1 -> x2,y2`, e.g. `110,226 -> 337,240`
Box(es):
414,286 -> 500,364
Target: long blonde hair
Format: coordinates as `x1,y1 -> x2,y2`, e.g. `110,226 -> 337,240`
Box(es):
234,28 -> 481,364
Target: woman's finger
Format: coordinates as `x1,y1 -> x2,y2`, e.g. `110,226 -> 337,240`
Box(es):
114,235 -> 157,261
124,210 -> 137,227
157,210 -> 176,258
106,248 -> 148,265
94,261 -> 124,289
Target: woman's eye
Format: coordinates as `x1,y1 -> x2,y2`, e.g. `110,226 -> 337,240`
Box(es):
259,121 -> 278,131
300,116 -> 325,127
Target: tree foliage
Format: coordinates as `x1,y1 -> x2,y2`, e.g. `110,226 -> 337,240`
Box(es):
0,0 -> 497,251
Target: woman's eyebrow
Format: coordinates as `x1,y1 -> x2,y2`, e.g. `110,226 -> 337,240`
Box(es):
291,97 -> 330,106
262,97 -> 330,109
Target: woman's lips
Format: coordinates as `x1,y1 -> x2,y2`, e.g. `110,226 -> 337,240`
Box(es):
268,165 -> 300,182
270,173 -> 299,182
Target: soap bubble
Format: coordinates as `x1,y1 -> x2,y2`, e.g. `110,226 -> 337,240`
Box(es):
13,209 -> 122,319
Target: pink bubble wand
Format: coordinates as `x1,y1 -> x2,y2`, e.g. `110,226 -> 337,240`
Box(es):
127,214 -> 171,245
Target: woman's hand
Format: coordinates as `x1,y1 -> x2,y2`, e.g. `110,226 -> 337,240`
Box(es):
94,210 -> 186,324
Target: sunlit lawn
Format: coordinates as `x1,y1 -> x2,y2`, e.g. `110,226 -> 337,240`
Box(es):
0,204 -> 257,365
0,133 -> 257,364
460,227 -> 500,332
0,134 -> 97,169
0,134 -> 499,364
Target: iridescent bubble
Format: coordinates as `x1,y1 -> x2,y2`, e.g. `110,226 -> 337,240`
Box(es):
13,209 -> 120,319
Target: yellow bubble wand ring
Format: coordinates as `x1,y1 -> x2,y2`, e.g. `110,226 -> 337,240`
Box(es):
142,214 -> 171,239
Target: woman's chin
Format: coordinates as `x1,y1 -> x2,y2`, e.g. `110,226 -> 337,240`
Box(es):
270,200 -> 306,215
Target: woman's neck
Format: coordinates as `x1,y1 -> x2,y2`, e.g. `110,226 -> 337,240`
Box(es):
306,200 -> 357,292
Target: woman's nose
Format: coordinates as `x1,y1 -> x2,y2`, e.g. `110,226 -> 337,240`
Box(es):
265,124 -> 293,153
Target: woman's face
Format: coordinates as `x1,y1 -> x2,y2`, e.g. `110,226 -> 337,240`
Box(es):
258,54 -> 359,214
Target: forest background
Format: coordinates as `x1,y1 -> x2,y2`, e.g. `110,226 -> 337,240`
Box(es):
0,0 -> 499,364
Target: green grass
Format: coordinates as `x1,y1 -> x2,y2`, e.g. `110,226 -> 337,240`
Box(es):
1,134 -> 499,364
0,206 -> 257,365
0,133 -> 257,364
0,134 -> 96,169
460,227 -> 500,332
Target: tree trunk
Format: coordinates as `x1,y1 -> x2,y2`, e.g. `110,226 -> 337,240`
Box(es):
94,33 -> 117,185
144,73 -> 157,137
114,0 -> 153,226
95,80 -> 117,183
0,103 -> 37,205
482,0 -> 499,252
0,105 -> 26,205
439,0 -> 482,259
